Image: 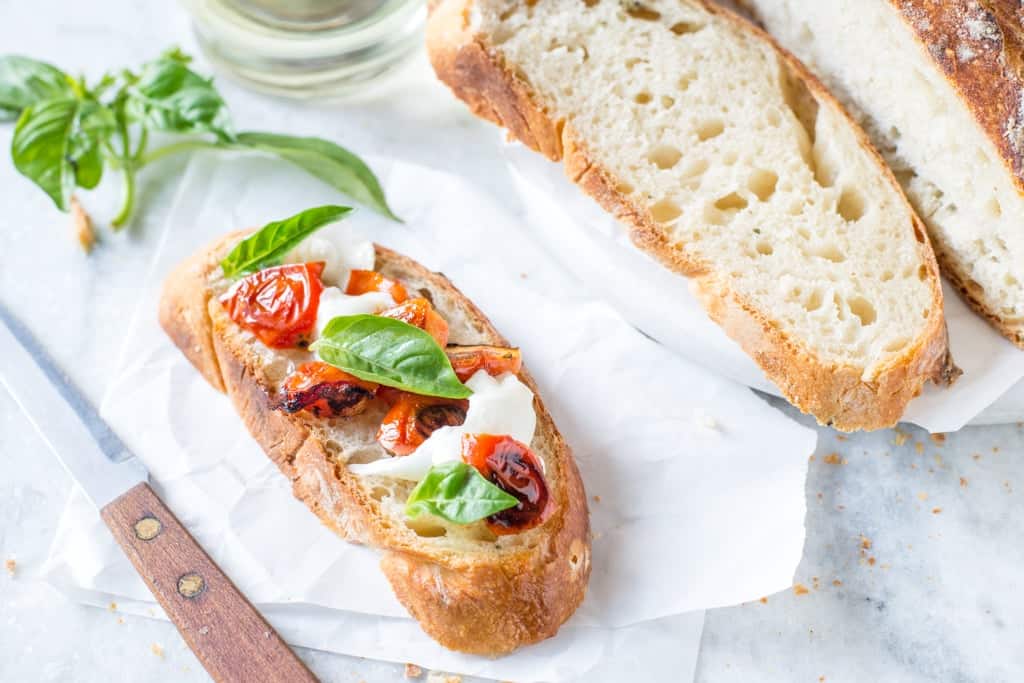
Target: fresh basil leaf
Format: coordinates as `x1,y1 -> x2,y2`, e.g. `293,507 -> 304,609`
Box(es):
127,55 -> 234,141
13,99 -> 81,210
406,461 -> 518,524
0,56 -> 73,120
234,132 -> 399,221
68,100 -> 115,189
220,205 -> 353,278
312,315 -> 472,399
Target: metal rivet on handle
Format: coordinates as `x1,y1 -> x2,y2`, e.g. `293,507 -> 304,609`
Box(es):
134,516 -> 162,541
178,573 -> 205,599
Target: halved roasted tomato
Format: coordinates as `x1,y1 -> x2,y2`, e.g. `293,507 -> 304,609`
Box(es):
377,393 -> 468,455
380,298 -> 449,347
221,262 -> 325,348
345,269 -> 408,303
277,361 -> 378,418
461,433 -> 550,535
445,345 -> 522,382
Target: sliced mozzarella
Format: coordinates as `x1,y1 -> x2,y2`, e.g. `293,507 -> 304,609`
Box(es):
315,287 -> 395,338
286,236 -> 375,287
348,371 -> 537,482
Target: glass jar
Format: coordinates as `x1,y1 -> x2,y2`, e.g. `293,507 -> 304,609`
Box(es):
181,0 -> 426,98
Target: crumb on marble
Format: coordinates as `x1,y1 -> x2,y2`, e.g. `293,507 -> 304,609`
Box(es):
867,557 -> 876,566
932,508 -> 942,514
70,196 -> 96,253
405,663 -> 424,678
860,535 -> 872,550
960,477 -> 968,487
992,446 -> 1000,453
151,643 -> 164,659
4,559 -> 15,576
793,583 -> 809,595
836,435 -> 847,442
427,673 -> 462,683
592,495 -> 601,504
893,429 -> 909,446
832,579 -> 842,587
822,453 -> 846,465
914,442 -> 924,454
108,602 -> 118,612
117,617 -> 125,625
759,596 -> 768,604
930,433 -> 946,445
917,492 -> 928,501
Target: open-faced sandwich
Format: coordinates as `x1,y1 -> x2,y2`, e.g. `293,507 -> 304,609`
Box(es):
159,206 -> 591,655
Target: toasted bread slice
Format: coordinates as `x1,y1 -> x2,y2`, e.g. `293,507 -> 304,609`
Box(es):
159,233 -> 591,655
427,0 -> 957,430
741,0 -> 1024,347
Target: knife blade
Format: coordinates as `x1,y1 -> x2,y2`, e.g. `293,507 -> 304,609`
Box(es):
0,301 -> 318,682
0,303 -> 147,508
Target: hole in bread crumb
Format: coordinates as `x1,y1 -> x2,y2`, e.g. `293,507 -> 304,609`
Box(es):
922,308 -> 930,319
680,158 -> 709,181
582,0 -> 599,6
837,189 -> 865,222
748,169 -> 778,201
405,518 -> 448,538
624,57 -> 647,70
1006,274 -> 1019,286
766,109 -> 782,127
756,241 -> 774,256
715,192 -> 748,211
670,20 -> 703,35
804,290 -> 823,312
625,3 -> 661,20
661,95 -> 675,108
615,180 -> 635,194
696,119 -> 725,141
678,71 -> 697,91
634,91 -> 653,104
847,296 -> 877,326
263,358 -> 292,383
881,270 -> 894,282
369,486 -> 390,501
648,145 -> 682,169
814,244 -> 846,263
918,264 -> 928,281
986,197 -> 1002,218
650,198 -> 682,222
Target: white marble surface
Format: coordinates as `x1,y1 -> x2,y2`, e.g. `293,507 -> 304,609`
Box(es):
1,1 -> 1023,681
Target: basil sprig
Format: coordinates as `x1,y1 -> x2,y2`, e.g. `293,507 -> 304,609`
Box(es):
311,315 -> 472,399
0,48 -> 399,234
220,205 -> 352,279
406,461 -> 518,524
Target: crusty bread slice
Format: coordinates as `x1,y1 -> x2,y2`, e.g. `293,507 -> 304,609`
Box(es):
159,233 -> 591,655
427,0 -> 958,430
740,0 -> 1024,348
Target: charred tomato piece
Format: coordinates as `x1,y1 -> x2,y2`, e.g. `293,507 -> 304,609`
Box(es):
220,262 -> 325,349
380,297 -> 449,347
277,362 -> 378,418
345,269 -> 408,303
377,393 -> 468,455
461,433 -> 550,535
445,345 -> 522,382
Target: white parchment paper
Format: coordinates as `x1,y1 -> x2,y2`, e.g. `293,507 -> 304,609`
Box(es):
43,155 -> 815,681
502,144 -> 1024,434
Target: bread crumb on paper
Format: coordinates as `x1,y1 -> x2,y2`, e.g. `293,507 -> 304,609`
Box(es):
4,558 -> 15,576
151,643 -> 164,659
793,583 -> 809,595
405,663 -> 424,679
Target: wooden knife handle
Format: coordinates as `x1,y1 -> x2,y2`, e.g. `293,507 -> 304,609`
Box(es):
100,482 -> 319,683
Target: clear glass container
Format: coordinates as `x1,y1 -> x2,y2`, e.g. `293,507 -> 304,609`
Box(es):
181,0 -> 426,98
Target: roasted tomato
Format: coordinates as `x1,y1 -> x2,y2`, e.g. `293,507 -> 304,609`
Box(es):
345,269 -> 408,303
445,345 -> 522,382
276,362 -> 378,418
221,262 -> 325,348
461,433 -> 550,535
380,298 -> 449,346
377,393 -> 468,455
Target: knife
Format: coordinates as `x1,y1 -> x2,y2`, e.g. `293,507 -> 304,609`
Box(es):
0,303 -> 318,683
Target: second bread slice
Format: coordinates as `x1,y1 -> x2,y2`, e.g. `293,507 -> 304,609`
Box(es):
427,0 -> 956,430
